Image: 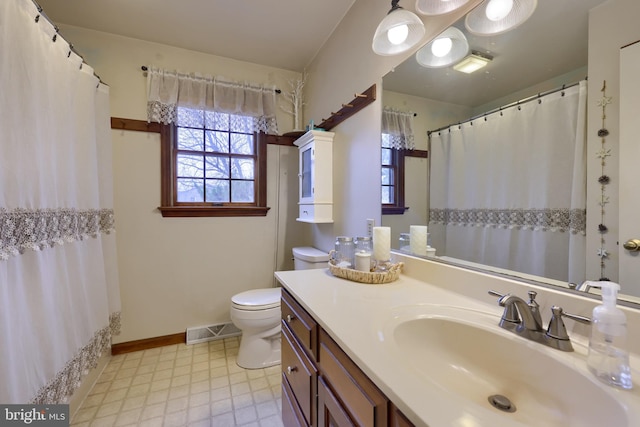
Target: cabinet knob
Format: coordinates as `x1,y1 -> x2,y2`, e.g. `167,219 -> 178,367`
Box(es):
286,314 -> 295,323
287,366 -> 298,374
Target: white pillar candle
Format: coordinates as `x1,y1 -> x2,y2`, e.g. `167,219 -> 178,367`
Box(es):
372,226 -> 391,261
410,225 -> 428,256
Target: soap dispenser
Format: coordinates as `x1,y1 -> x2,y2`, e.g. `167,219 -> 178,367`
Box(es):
586,281 -> 633,389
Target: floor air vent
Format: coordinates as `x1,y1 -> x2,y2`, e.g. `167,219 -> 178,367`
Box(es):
186,322 -> 241,345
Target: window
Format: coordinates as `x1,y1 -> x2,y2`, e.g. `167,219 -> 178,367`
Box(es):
381,133 -> 407,215
158,107 -> 269,217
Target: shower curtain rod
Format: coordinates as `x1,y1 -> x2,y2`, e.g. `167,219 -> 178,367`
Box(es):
31,0 -> 106,86
427,79 -> 584,136
140,66 -> 282,94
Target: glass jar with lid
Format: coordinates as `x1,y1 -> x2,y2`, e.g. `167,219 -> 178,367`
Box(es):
334,236 -> 355,268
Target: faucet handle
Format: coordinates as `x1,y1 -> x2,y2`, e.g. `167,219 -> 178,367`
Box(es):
546,306 -> 591,340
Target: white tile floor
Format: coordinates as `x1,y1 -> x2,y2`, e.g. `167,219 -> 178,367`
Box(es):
71,337 -> 284,427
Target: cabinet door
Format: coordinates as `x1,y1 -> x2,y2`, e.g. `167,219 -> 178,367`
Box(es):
318,376 -> 355,427
319,329 -> 388,427
283,372 -> 310,427
300,143 -> 314,203
282,322 -> 317,426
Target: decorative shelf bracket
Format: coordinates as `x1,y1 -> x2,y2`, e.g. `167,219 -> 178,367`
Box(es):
318,84 -> 376,131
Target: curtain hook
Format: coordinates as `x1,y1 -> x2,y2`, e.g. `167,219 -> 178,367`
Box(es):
537,93 -> 542,104
35,14 -> 40,23
499,107 -> 503,116
561,84 -> 566,97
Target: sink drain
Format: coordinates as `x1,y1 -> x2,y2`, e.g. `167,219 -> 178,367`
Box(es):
488,394 -> 517,413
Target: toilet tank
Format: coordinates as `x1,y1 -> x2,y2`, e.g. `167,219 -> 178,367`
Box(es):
292,247 -> 329,270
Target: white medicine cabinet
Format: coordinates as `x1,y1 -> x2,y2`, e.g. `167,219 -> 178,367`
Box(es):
294,130 -> 335,223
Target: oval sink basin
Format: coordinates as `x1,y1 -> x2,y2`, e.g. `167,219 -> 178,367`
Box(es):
387,305 -> 628,427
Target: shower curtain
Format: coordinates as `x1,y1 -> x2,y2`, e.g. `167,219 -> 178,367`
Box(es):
0,0 -> 120,403
429,81 -> 587,284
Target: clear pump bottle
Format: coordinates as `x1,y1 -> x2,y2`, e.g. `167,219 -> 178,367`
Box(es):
586,281 -> 633,389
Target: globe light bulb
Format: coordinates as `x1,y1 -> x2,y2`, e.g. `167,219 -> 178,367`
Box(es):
387,24 -> 409,45
485,0 -> 513,21
431,37 -> 453,57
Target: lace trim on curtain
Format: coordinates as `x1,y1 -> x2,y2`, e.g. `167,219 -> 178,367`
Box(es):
147,100 -> 177,125
146,102 -> 278,134
429,208 -> 587,234
30,311 -> 121,404
0,208 -> 115,261
382,107 -> 415,150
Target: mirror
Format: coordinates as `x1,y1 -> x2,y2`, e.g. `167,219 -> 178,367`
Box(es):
381,0 -> 640,305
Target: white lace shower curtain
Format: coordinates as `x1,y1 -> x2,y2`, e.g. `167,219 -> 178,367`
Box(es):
0,0 -> 120,403
146,66 -> 279,134
382,107 -> 415,150
429,81 -> 587,284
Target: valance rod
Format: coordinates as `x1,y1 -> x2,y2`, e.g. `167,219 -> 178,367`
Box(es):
427,79 -> 584,136
140,65 -> 281,94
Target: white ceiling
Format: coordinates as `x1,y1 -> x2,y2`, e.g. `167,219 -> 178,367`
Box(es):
383,0 -> 607,107
35,0 -> 357,72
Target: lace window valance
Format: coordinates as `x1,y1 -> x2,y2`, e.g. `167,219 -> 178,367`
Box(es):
382,107 -> 415,150
146,67 -> 278,134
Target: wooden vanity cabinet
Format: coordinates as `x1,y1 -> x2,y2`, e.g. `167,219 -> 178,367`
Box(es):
281,288 -> 415,427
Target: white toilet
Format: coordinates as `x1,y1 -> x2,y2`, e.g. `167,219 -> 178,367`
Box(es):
230,246 -> 329,369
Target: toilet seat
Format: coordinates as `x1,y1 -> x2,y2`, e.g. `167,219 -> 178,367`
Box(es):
231,288 -> 281,311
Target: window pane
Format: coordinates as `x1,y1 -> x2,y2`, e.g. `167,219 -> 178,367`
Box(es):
205,156 -> 229,178
381,167 -> 393,185
177,154 -> 204,178
205,179 -> 230,202
231,133 -> 253,154
205,131 -> 229,153
381,133 -> 393,148
381,148 -> 393,166
230,114 -> 253,133
232,180 -> 254,203
177,107 -> 204,128
177,178 -> 204,202
177,128 -> 203,151
382,186 -> 394,204
231,158 -> 254,179
205,111 -> 229,131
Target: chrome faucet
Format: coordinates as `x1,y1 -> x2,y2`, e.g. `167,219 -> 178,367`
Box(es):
488,290 -> 591,352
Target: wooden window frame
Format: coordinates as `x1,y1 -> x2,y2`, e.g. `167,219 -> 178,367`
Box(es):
158,124 -> 270,218
382,147 -> 428,216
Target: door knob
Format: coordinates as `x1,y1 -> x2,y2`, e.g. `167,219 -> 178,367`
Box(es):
623,239 -> 640,251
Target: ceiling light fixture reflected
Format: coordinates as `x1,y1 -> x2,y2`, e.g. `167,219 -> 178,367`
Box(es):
416,26 -> 469,68
452,51 -> 493,73
465,0 -> 537,36
373,0 -> 426,56
415,0 -> 472,16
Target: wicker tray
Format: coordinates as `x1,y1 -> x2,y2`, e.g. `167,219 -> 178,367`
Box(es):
327,260 -> 403,284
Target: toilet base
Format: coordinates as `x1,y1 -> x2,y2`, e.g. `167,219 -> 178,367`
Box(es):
236,329 -> 281,369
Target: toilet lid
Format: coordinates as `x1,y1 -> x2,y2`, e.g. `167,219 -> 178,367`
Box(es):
231,288 -> 281,311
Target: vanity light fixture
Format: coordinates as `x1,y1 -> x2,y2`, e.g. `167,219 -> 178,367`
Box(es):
452,51 -> 493,73
372,0 -> 426,56
465,0 -> 537,36
415,0 -> 472,16
416,26 -> 469,68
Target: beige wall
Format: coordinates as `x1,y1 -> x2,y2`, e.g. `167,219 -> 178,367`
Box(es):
302,0 -> 482,253
59,25 -> 312,343
586,0 -> 640,282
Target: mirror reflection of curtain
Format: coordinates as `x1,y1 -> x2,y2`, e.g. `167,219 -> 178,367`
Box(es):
429,81 -> 587,284
0,0 -> 120,403
382,107 -> 415,150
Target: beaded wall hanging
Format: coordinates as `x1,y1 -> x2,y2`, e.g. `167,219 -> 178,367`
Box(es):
596,80 -> 612,281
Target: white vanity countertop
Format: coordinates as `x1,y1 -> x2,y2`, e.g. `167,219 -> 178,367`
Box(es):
274,267 -> 640,427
